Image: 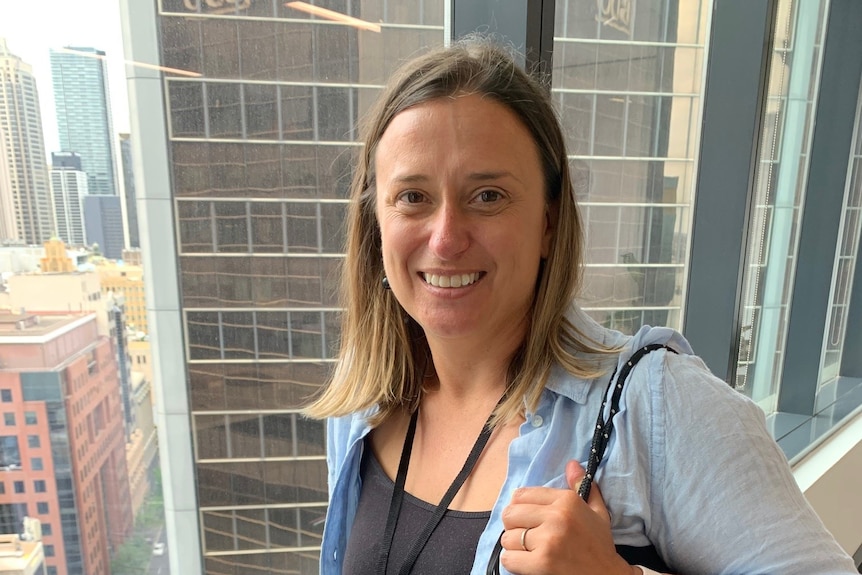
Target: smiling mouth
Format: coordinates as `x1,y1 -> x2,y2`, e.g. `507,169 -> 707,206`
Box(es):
422,272 -> 481,288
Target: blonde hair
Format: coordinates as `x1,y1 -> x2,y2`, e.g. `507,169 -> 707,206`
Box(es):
305,37 -> 612,426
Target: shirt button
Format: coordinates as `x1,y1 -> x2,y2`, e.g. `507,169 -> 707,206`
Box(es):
531,415 -> 544,427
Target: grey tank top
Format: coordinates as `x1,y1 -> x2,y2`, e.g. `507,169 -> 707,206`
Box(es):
342,439 -> 491,574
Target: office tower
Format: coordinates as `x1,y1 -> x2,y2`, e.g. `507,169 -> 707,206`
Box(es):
82,196 -> 124,260
117,134 -> 140,249
49,47 -> 118,197
0,127 -> 15,242
122,1 -> 445,572
0,39 -> 54,245
0,312 -> 134,575
49,153 -> 88,247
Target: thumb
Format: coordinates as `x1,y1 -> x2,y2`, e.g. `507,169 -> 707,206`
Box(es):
566,460 -> 611,523
565,459 -> 587,492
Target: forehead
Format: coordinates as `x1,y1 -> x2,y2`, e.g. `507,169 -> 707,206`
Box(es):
373,94 -> 541,176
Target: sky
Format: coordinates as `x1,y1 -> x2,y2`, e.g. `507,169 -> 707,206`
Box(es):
0,0 -> 130,152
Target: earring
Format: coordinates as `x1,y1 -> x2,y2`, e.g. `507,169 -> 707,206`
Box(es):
382,276 -> 391,290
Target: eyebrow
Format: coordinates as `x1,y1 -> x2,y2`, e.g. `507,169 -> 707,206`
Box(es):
390,171 -> 521,184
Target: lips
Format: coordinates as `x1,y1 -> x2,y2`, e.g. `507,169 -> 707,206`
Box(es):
422,272 -> 480,288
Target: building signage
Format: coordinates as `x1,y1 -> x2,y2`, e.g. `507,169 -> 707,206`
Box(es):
597,0 -> 633,37
182,0 -> 251,12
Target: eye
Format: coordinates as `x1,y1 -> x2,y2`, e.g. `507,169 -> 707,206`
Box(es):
397,190 -> 425,204
476,189 -> 503,203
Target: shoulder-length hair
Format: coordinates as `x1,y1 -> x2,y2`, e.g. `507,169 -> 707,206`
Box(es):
305,37 -> 611,426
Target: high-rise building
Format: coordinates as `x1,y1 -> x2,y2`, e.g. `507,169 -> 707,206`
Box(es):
0,312 -> 134,575
49,47 -> 117,197
49,153 -> 87,247
0,127 -> 16,242
82,196 -> 124,260
122,1 -> 445,572
117,134 -> 139,249
0,38 -> 54,245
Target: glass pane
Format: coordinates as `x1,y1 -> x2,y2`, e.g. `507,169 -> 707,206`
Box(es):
734,0 -> 830,409
554,0 -> 710,334
819,76 -> 862,386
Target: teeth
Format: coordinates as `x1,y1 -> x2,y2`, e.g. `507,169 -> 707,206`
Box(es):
423,272 -> 479,288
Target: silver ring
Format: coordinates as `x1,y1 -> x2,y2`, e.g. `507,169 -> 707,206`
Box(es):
520,527 -> 531,551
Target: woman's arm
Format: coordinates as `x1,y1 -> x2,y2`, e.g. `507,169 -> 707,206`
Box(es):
648,352 -> 857,574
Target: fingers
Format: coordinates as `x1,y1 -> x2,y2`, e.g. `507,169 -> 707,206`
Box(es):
566,459 -> 611,525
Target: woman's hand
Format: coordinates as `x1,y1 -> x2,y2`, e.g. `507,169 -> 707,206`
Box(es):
499,460 -> 641,575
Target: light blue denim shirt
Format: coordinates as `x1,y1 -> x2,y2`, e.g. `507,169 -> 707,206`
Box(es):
321,317 -> 857,574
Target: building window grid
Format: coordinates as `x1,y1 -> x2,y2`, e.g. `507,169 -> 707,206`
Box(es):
552,3 -> 710,337
196,409 -> 326,553
819,76 -> 862,386
176,198 -> 348,256
194,411 -> 325,463
167,77 -> 377,144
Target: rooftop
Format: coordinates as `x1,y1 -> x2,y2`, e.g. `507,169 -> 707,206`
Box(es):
0,312 -> 91,338
0,534 -> 43,571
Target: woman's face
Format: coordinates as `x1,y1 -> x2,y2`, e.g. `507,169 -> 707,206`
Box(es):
374,94 -> 553,347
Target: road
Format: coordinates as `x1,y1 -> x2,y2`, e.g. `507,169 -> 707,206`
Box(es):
147,526 -> 169,575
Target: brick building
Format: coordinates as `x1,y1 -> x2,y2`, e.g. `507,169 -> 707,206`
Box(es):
0,313 -> 132,575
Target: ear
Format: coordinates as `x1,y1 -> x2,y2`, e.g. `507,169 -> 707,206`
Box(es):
541,200 -> 557,258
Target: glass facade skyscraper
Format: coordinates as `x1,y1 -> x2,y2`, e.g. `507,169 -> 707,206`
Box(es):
50,46 -> 118,196
123,1 -> 445,573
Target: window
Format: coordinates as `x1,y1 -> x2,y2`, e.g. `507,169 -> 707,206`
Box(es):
0,390 -> 11,403
0,482 -> 4,494
24,411 -> 37,425
34,480 -> 46,493
27,435 -> 40,448
3,413 -> 14,426
42,523 -> 51,535
37,502 -> 48,514
47,567 -> 57,575
44,544 -> 54,557
31,457 -> 43,471
14,481 -> 24,494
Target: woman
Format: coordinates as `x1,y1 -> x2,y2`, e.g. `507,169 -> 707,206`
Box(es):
306,39 -> 858,575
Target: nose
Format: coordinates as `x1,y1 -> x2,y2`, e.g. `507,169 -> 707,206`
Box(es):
428,201 -> 470,259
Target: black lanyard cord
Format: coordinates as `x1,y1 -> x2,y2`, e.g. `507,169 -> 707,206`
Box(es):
378,400 -> 501,575
485,344 -> 676,575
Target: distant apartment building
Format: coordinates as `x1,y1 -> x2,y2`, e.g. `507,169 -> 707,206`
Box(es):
0,312 -> 133,575
49,48 -> 117,197
2,271 -> 104,335
82,197 -> 124,260
0,39 -> 54,245
127,337 -> 151,388
119,249 -> 141,267
125,372 -> 156,518
95,261 -> 147,334
49,154 -> 87,248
